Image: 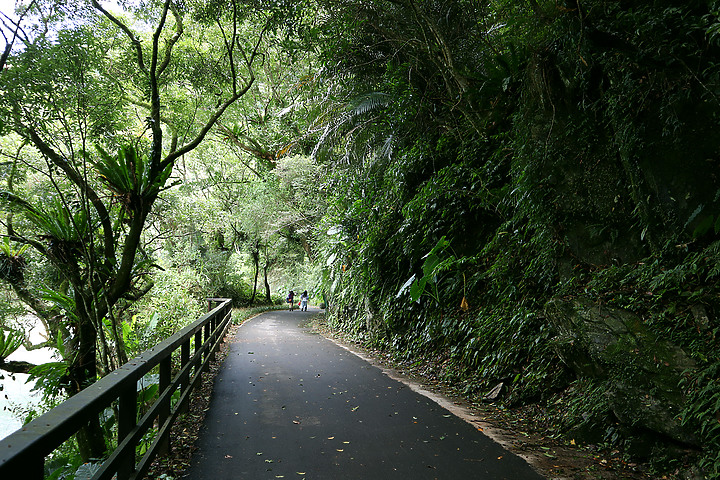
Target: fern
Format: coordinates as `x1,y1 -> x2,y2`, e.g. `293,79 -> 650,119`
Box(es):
0,329 -> 24,359
349,92 -> 391,117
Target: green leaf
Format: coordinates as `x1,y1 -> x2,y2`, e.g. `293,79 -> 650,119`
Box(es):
693,214 -> 715,238
41,288 -> 80,322
143,312 -> 161,338
0,191 -> 42,216
422,253 -> 441,278
396,274 -> 416,298
409,277 -> 427,303
0,329 -> 24,359
685,204 -> 704,228
95,145 -> 134,194
27,361 -> 69,396
139,383 -> 159,403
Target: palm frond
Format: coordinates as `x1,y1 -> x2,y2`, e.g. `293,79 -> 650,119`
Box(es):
349,92 -> 391,117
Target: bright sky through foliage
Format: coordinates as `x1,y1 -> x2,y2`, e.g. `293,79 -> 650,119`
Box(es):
0,0 -> 122,23
0,0 -> 20,21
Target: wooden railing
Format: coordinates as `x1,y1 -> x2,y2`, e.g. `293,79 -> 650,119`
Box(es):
0,298 -> 232,480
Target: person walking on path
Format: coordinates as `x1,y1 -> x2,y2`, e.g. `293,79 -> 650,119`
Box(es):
287,290 -> 295,311
300,290 -> 309,311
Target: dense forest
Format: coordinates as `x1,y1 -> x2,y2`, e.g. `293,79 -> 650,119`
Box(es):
1,0 -> 720,478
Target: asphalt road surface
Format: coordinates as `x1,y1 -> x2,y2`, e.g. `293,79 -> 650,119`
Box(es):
183,308 -> 545,480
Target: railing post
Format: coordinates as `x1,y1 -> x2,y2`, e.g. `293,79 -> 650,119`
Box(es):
204,322 -> 211,367
180,340 -> 190,414
158,356 -> 172,455
209,312 -> 217,362
194,329 -> 202,374
27,456 -> 44,479
118,388 -> 137,480
35,462 -> 44,479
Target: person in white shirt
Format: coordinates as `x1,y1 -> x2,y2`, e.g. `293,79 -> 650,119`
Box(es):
300,291 -> 309,311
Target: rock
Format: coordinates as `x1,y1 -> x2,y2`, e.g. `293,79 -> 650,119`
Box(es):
690,304 -> 710,331
484,382 -> 504,402
545,297 -> 698,447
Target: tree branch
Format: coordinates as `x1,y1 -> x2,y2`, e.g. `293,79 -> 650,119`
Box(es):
147,0 -> 173,180
24,125 -> 115,266
160,21 -> 271,169
0,0 -> 37,72
0,359 -> 36,374
217,121 -> 276,167
107,202 -> 147,305
91,0 -> 148,74
122,278 -> 154,302
23,339 -> 53,352
157,4 -> 183,77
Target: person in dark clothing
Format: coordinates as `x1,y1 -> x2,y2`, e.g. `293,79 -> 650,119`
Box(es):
287,290 -> 295,311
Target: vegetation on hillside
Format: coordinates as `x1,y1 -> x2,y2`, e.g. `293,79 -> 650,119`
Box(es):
1,0 -> 719,478
310,1 -> 720,477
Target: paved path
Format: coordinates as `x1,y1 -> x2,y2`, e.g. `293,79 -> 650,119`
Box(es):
183,309 -> 545,480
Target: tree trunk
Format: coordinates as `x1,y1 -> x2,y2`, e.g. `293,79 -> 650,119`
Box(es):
264,261 -> 271,303
68,320 -> 107,459
300,236 -> 313,261
76,417 -> 107,461
251,264 -> 259,303
251,248 -> 260,304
